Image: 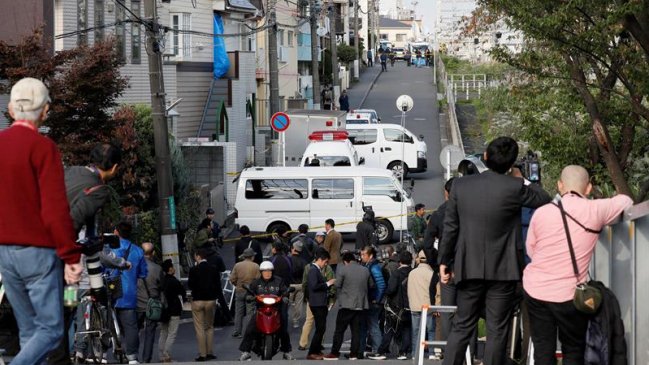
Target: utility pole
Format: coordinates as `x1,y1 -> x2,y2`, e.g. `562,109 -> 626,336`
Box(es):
329,0 -> 338,109
143,0 -> 180,276
268,0 -> 280,117
353,0 -> 360,80
310,0 -> 321,109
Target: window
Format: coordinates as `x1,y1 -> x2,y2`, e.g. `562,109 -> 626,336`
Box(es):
363,177 -> 401,202
131,0 -> 141,64
278,29 -> 285,46
384,129 -> 412,143
94,0 -> 104,42
287,31 -> 294,46
115,4 -> 126,60
347,129 -> 377,145
304,156 -> 351,167
297,33 -> 303,46
77,0 -> 88,46
169,13 -> 192,57
245,179 -> 308,199
312,179 -> 354,199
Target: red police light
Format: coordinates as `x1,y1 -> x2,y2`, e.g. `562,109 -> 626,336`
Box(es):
326,120 -> 333,127
308,130 -> 349,141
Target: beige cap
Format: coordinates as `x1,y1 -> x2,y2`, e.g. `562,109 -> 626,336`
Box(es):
10,78 -> 51,112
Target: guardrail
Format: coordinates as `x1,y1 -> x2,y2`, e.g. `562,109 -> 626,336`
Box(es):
436,53 -> 465,154
592,200 -> 649,365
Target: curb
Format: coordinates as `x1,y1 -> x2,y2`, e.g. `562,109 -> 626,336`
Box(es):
358,69 -> 383,108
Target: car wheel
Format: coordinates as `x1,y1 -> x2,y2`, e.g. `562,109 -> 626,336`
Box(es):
375,219 -> 394,245
388,161 -> 409,179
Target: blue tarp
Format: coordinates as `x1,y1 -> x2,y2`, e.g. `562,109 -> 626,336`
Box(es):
213,13 -> 230,78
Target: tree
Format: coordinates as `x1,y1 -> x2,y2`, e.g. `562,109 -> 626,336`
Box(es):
337,44 -> 357,64
0,29 -> 129,165
468,0 -> 649,202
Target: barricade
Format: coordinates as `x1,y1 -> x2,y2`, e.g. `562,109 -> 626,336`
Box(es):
415,305 -> 471,365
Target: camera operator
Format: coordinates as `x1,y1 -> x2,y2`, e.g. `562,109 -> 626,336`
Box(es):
356,208 -> 377,250
49,143 -> 129,365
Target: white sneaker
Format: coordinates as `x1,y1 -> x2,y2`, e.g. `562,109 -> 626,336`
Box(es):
240,352 -> 252,361
128,361 -> 140,365
283,352 -> 295,360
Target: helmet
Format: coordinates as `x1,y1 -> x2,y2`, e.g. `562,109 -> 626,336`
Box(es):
259,261 -> 274,271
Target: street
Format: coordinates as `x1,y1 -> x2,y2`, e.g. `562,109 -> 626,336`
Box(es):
153,62 -> 445,363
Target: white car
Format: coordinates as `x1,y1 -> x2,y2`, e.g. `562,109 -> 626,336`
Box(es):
351,109 -> 381,123
346,124 -> 427,179
346,112 -> 377,125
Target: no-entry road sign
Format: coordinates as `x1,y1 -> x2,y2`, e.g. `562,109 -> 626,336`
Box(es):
270,112 -> 290,132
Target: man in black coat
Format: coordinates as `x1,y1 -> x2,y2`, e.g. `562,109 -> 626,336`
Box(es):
439,137 -> 551,365
235,225 -> 263,265
355,210 -> 376,250
306,250 -> 336,360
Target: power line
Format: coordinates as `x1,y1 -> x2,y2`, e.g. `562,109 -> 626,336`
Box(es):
55,20 -> 135,39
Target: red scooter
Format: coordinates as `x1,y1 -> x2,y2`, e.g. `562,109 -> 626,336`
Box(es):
245,286 -> 295,360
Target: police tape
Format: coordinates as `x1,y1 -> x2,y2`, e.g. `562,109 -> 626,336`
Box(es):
220,208 -> 436,243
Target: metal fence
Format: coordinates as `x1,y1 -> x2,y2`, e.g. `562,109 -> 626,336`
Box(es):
437,54 -> 465,154
592,200 -> 649,365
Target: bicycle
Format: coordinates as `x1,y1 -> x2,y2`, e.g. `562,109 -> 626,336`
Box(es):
74,273 -> 126,364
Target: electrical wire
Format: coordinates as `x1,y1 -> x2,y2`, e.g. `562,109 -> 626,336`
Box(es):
113,0 -> 146,25
55,20 -> 135,39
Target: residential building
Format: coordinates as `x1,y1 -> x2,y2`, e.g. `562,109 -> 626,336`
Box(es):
379,17 -> 411,48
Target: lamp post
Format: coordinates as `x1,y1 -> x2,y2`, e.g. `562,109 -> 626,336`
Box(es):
395,95 -> 413,242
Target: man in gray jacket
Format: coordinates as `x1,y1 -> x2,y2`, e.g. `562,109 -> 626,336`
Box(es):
323,251 -> 371,360
136,242 -> 164,363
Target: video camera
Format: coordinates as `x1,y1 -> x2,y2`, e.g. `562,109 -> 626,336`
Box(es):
515,151 -> 541,184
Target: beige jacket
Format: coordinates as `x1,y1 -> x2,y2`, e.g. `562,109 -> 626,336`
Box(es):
230,259 -> 260,292
407,262 -> 433,312
324,229 -> 342,265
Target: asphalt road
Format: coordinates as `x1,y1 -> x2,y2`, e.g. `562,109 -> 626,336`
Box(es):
360,61 -> 445,212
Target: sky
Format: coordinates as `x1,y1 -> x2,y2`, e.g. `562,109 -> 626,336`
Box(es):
414,0 -> 436,32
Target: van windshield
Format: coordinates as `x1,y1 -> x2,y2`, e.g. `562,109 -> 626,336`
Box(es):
304,156 -> 352,167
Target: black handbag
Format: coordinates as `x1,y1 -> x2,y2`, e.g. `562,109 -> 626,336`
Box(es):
556,200 -> 602,314
107,243 -> 132,300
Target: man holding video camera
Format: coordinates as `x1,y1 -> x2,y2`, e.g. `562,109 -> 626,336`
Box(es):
49,142 -> 129,365
439,137 -> 551,365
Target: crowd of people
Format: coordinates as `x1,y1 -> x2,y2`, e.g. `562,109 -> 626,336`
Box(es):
0,77 -> 634,365
370,48 -> 433,71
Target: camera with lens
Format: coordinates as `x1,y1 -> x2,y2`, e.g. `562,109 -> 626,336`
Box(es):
77,234 -> 119,256
515,151 -> 541,184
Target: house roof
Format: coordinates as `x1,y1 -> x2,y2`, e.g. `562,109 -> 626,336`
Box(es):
379,17 -> 410,29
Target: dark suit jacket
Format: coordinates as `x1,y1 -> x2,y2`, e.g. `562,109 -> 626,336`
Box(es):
306,263 -> 329,307
423,201 -> 446,269
439,171 -> 551,284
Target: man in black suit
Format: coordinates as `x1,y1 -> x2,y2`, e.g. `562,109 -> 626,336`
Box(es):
439,137 -> 551,365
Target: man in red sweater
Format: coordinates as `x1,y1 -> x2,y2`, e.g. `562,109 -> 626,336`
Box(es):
0,78 -> 82,365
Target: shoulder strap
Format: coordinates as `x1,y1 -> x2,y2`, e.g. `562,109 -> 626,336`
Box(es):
552,202 -> 601,234
142,277 -> 151,297
557,201 -> 580,282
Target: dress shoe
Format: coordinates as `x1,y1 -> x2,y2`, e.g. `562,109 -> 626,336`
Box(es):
307,353 -> 324,360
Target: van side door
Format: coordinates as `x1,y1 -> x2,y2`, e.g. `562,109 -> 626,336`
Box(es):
348,129 -> 381,169
382,127 -> 414,169
309,178 -> 356,233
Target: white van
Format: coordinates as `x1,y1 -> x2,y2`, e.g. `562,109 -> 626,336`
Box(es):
234,167 -> 414,244
346,124 -> 427,178
346,111 -> 379,125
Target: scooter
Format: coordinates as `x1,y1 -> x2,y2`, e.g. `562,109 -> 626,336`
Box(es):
244,285 -> 295,360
